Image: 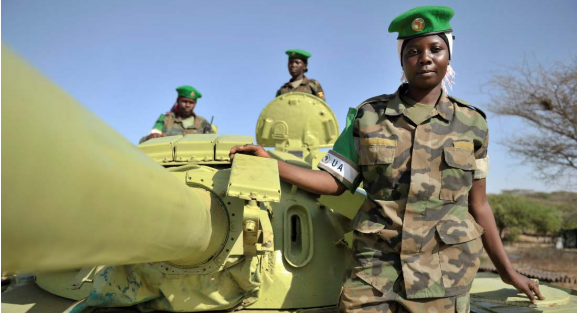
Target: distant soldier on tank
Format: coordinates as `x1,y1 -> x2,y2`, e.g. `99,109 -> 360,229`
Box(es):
140,85 -> 215,143
276,49 -> 326,101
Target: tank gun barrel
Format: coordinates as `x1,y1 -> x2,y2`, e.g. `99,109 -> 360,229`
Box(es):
1,46 -> 227,274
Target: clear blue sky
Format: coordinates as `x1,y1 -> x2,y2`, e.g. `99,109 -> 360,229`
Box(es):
2,0 -> 577,193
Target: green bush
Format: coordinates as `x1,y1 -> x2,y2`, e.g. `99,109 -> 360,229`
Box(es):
558,204 -> 577,230
488,194 -> 531,240
488,194 -> 563,241
503,228 -> 523,243
529,204 -> 561,235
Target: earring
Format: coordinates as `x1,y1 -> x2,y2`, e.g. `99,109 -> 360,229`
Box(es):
400,71 -> 408,84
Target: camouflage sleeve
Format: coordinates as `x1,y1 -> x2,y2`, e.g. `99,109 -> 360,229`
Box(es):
448,96 -> 490,179
138,113 -> 165,144
318,107 -> 362,193
314,80 -> 326,101
474,127 -> 489,179
309,79 -> 326,101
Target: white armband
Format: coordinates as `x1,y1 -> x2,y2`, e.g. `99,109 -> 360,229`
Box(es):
474,155 -> 490,179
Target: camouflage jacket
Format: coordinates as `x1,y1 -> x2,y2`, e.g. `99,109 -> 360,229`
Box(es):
276,76 -> 326,101
139,113 -> 214,143
318,84 -> 490,299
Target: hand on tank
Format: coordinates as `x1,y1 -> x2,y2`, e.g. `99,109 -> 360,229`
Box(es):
502,270 -> 545,303
145,133 -> 167,140
229,144 -> 271,162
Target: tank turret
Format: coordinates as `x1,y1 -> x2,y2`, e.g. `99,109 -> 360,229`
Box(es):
255,92 -> 339,168
2,45 -> 357,312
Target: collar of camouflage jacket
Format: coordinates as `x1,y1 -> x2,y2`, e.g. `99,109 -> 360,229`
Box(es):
384,84 -> 454,122
172,112 -> 198,123
285,75 -> 309,87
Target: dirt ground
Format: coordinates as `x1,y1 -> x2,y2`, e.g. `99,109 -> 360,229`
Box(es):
480,234 -> 577,290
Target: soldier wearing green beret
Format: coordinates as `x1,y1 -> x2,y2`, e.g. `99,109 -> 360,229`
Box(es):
276,49 -> 326,101
140,85 -> 215,143
231,6 -> 544,313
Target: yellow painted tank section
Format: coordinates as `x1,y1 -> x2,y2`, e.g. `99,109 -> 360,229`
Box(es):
248,183 -> 351,309
35,270 -> 94,301
471,277 -> 571,308
1,45 -> 228,274
256,93 -> 339,152
228,153 -> 281,202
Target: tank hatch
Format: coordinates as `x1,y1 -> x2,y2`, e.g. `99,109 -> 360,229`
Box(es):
470,275 -> 573,310
255,92 -> 339,153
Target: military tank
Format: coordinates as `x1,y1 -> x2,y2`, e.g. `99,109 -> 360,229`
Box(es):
2,46 -> 577,313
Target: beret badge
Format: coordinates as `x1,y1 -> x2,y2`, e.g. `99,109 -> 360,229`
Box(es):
412,18 -> 425,32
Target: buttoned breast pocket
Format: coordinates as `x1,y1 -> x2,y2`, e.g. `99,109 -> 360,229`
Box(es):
436,214 -> 484,290
359,138 -> 396,165
359,138 -> 397,194
440,141 -> 477,201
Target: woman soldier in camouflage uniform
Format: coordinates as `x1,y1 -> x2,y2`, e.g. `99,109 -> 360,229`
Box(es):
231,6 -> 543,313
276,49 -> 326,102
140,85 -> 214,143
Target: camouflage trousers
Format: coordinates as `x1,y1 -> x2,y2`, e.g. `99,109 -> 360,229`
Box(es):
337,231 -> 471,313
338,278 -> 470,313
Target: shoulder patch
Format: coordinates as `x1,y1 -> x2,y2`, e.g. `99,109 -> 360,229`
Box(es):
356,94 -> 394,109
448,95 -> 487,119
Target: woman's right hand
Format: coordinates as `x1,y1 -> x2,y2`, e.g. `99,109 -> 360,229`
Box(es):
145,133 -> 167,140
501,270 -> 544,304
230,144 -> 345,195
229,144 -> 270,161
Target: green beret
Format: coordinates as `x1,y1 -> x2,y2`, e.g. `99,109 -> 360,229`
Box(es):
176,85 -> 202,100
285,49 -> 311,60
388,6 -> 454,39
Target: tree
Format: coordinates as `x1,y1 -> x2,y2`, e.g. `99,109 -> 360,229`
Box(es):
484,58 -> 577,182
556,203 -> 577,230
488,194 -> 532,241
488,193 -> 563,242
527,203 -> 561,237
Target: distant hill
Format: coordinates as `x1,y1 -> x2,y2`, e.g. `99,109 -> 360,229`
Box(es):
501,190 -> 576,206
